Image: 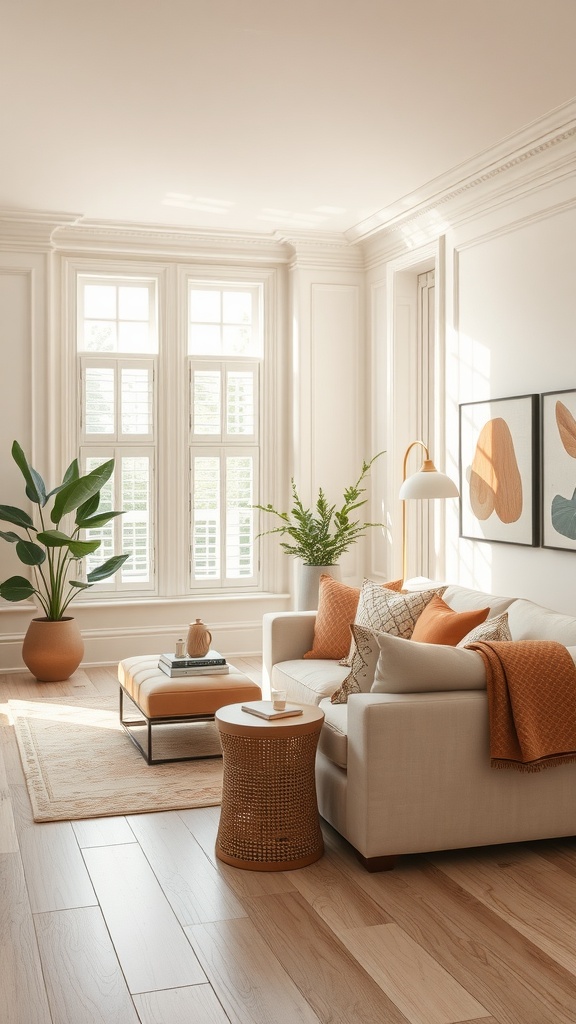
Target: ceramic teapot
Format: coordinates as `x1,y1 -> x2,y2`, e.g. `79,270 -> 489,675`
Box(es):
186,618 -> 212,657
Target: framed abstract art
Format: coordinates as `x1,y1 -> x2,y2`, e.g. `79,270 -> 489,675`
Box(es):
459,394 -> 539,546
541,388 -> 576,552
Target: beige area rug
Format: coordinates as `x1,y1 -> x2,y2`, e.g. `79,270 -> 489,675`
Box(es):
8,695 -> 223,822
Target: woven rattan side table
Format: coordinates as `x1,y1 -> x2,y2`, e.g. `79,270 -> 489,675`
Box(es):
214,702 -> 325,871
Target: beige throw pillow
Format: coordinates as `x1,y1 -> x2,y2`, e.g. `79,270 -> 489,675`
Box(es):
331,624 -> 380,704
457,611 -> 512,647
342,579 -> 447,666
371,631 -> 487,694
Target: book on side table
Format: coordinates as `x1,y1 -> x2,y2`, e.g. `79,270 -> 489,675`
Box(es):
241,701 -> 303,720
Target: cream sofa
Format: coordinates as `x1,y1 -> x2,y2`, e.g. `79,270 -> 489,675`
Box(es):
263,585 -> 576,869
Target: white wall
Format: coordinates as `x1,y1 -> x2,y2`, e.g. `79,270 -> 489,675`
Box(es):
0,223 -> 368,670
362,104 -> 576,616
445,186 -> 576,614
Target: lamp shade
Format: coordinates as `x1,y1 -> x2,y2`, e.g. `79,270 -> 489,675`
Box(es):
399,459 -> 459,500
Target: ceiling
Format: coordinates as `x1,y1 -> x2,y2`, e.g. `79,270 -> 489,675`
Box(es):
3,0 -> 576,239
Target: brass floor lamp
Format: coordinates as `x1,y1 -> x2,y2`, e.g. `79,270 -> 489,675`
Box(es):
399,440 -> 459,583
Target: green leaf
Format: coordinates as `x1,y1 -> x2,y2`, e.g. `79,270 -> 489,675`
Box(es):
37,530 -> 74,547
86,553 -> 130,583
0,575 -> 36,601
0,504 -> 35,530
75,510 -> 124,529
11,441 -> 46,506
551,492 -> 576,540
51,460 -> 114,525
67,539 -> 102,557
0,530 -> 21,543
69,580 -> 91,590
45,458 -> 80,500
75,492 -> 100,523
36,530 -> 100,557
15,540 -> 46,565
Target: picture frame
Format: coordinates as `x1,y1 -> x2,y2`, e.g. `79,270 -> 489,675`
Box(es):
541,388 -> 576,552
459,394 -> 539,546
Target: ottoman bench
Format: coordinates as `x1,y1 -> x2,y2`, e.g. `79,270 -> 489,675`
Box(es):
118,655 -> 261,764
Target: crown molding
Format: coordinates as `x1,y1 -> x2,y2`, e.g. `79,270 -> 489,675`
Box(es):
51,218 -> 292,263
0,209 -> 81,251
274,230 -> 364,271
351,96 -> 576,259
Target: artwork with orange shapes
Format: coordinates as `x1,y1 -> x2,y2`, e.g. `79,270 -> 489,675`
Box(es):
541,388 -> 576,552
459,394 -> 539,546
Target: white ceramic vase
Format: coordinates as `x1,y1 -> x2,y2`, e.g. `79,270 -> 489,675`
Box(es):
297,564 -> 341,611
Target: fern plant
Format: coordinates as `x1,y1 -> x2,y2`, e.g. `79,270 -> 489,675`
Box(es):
254,452 -> 386,565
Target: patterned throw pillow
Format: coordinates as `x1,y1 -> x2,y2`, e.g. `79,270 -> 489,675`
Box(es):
331,624 -> 380,704
411,594 -> 489,646
341,579 -> 447,666
457,611 -> 512,647
303,575 -> 360,660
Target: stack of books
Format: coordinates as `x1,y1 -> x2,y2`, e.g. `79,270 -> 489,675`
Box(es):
158,650 -> 229,678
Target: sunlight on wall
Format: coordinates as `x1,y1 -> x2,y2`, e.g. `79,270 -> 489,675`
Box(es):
445,327 -> 494,592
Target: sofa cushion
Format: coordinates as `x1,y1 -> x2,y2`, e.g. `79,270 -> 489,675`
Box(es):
507,599 -> 576,645
457,611 -> 512,646
318,698 -> 348,768
330,624 -> 380,704
371,632 -> 487,693
342,579 -> 447,665
303,575 -> 360,660
443,584 -> 515,618
271,660 -> 349,706
411,594 -> 489,645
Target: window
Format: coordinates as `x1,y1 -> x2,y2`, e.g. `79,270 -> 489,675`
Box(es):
78,277 -> 157,592
188,283 -> 261,589
76,272 -> 266,597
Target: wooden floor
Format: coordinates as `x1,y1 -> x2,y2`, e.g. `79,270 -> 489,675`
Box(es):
2,659 -> 576,1024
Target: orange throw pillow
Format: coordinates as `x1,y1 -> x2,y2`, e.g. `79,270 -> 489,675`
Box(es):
304,575 -> 405,660
303,575 -> 360,660
411,595 -> 489,646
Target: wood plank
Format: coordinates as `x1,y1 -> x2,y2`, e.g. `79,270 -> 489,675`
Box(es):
72,816 -> 136,848
240,890 -> 411,1024
432,848 -> 576,976
85,665 -> 121,696
35,906 -> 140,1023
9,771 -> 97,912
323,831 -> 576,1024
128,810 -> 247,925
178,805 -> 297,897
340,922 -> 489,1024
83,841 -> 206,993
134,984 -> 232,1024
0,742 -> 18,853
186,916 -> 322,1024
0,853 -> 53,1024
533,837 -> 576,878
288,854 -> 391,932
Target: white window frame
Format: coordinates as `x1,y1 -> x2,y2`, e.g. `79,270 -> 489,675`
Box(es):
79,445 -> 156,594
187,278 -> 265,593
61,256 -> 283,605
79,355 -> 156,445
189,444 -> 259,589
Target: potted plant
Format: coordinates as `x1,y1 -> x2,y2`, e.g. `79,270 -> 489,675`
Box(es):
0,441 -> 129,681
254,452 -> 386,608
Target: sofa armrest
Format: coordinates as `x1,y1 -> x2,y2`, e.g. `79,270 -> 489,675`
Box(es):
262,611 -> 317,682
344,689 -> 491,859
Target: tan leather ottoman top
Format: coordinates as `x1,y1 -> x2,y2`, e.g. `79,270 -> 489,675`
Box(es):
118,655 -> 261,718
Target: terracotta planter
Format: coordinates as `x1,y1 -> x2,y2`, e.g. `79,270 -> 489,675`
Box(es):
297,564 -> 341,611
22,617 -> 84,682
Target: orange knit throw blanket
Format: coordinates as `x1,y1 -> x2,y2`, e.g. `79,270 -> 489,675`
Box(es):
466,640 -> 576,772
